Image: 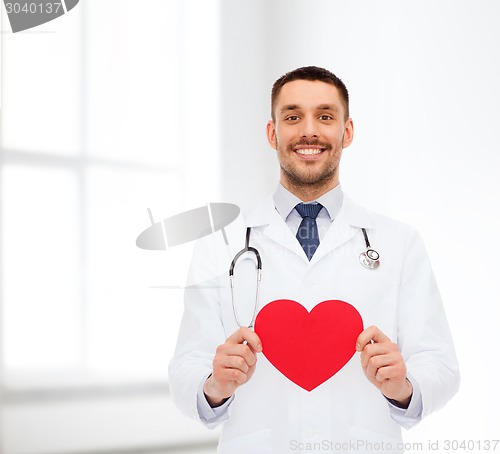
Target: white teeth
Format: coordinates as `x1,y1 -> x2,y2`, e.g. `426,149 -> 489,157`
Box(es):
296,148 -> 322,155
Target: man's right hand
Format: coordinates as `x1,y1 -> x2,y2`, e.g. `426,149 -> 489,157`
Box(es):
203,327 -> 262,407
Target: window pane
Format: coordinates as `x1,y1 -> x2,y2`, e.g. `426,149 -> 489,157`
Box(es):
86,0 -> 182,168
0,9 -> 82,154
84,166 -> 190,378
1,166 -> 80,370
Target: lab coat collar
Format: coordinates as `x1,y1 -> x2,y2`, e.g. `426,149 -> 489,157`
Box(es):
243,194 -> 375,229
338,196 -> 376,229
273,183 -> 343,223
243,195 -> 376,263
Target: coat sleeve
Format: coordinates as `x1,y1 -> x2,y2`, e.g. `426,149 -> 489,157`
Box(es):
395,228 -> 460,428
168,232 -> 230,427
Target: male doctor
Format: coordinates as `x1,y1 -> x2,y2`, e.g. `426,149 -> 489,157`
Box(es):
169,66 -> 460,453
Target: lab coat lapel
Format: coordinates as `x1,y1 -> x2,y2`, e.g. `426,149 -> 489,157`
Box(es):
244,196 -> 308,261
311,197 -> 376,264
311,216 -> 356,264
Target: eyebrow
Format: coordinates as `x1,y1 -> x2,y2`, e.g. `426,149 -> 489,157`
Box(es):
279,104 -> 340,114
317,104 -> 339,112
280,104 -> 300,114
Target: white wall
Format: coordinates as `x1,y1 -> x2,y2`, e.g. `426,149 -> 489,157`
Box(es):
218,0 -> 500,446
1,0 -> 499,452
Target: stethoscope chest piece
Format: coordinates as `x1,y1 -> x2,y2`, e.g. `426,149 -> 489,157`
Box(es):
360,228 -> 380,269
359,249 -> 380,269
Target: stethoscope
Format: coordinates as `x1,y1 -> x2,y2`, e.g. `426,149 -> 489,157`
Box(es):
229,228 -> 262,328
229,227 -> 379,328
359,227 -> 381,270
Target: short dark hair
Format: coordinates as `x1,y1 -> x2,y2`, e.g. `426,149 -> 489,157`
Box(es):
271,66 -> 349,121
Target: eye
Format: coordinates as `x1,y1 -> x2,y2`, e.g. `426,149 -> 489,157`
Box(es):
285,115 -> 300,121
319,114 -> 334,121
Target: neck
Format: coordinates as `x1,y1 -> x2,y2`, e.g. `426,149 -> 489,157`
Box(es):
280,175 -> 339,202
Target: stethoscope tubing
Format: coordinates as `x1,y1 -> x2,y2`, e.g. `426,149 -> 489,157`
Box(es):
229,227 -> 262,328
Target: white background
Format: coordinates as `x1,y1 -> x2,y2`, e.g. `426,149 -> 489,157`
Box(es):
1,1 -> 499,453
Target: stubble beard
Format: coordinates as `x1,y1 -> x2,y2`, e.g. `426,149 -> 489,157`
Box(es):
278,139 -> 342,194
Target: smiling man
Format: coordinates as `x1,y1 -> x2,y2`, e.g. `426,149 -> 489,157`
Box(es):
268,75 -> 353,202
169,66 -> 460,453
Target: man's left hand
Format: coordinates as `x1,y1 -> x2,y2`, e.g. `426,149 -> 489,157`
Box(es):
356,325 -> 412,407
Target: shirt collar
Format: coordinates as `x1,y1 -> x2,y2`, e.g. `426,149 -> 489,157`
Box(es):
273,183 -> 344,222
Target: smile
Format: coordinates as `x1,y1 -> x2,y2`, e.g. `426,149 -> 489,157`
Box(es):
295,148 -> 324,156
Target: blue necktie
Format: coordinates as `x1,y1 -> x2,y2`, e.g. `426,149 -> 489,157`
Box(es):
295,203 -> 323,260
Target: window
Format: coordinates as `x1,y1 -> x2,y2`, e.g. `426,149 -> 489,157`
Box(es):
1,0 -> 220,386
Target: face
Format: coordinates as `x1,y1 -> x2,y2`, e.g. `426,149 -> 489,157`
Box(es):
266,80 -> 354,198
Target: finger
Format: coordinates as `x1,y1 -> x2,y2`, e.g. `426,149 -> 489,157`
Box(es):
228,344 -> 257,369
220,367 -> 248,386
360,342 -> 398,365
364,352 -> 405,381
212,356 -> 251,384
222,355 -> 251,374
362,349 -> 400,373
375,364 -> 406,382
364,353 -> 392,378
216,343 -> 258,368
227,327 -> 262,352
356,325 -> 391,351
235,344 -> 258,367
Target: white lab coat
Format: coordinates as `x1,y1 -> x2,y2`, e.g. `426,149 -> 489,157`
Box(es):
169,196 -> 460,454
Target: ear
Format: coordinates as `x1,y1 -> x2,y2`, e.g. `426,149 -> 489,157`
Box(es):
342,117 -> 354,148
266,120 -> 278,150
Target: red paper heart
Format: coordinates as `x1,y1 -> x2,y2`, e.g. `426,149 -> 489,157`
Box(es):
254,299 -> 364,392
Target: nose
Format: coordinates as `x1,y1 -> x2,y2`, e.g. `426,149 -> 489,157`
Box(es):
299,115 -> 319,138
